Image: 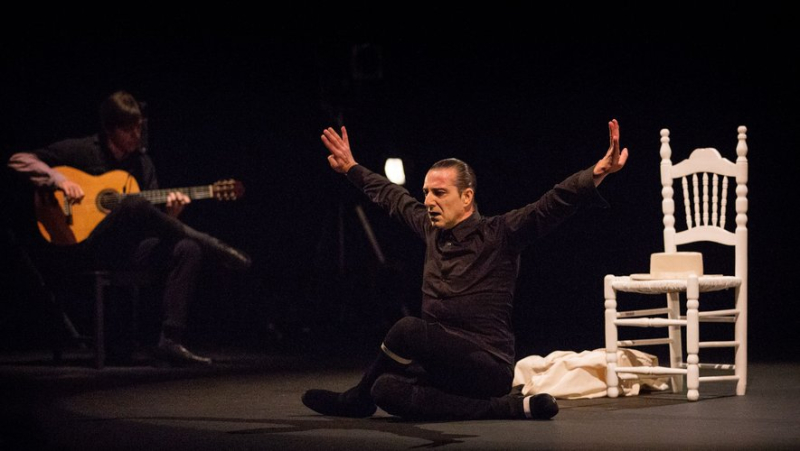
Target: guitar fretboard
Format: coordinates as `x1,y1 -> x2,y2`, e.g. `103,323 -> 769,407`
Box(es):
132,186 -> 216,204
97,185 -> 224,211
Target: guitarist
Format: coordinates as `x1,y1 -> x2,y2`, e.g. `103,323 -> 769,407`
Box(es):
7,90 -> 251,365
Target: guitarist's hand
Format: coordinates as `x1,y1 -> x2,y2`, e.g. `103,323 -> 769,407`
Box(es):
166,191 -> 191,218
57,179 -> 85,204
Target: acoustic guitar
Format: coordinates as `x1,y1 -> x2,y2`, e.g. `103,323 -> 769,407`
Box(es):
34,166 -> 244,245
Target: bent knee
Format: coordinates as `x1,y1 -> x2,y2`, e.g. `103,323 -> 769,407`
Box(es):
173,238 -> 203,261
384,316 -> 425,352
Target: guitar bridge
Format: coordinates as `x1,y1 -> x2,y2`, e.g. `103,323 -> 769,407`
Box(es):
63,200 -> 73,225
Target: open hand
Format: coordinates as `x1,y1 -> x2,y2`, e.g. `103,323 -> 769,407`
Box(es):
321,126 -> 358,173
593,119 -> 629,186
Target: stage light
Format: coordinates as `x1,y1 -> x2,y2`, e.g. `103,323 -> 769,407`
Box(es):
384,158 -> 406,185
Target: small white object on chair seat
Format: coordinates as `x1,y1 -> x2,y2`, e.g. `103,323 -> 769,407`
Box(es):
630,252 -> 703,280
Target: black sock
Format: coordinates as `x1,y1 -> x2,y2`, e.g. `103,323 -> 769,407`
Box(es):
353,343 -> 410,400
505,393 -> 559,420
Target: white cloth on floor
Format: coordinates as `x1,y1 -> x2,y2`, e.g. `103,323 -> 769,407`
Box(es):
513,348 -> 670,399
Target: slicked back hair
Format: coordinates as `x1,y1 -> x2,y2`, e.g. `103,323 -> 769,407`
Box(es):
429,158 -> 478,211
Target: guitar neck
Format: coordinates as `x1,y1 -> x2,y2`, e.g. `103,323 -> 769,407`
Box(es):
132,185 -> 216,205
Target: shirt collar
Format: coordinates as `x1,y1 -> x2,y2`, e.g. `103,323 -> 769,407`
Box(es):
446,211 -> 481,242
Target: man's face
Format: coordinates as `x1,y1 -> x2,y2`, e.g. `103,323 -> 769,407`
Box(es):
423,167 -> 473,229
107,120 -> 142,160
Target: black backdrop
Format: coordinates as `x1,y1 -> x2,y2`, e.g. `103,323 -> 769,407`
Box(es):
2,30 -> 797,362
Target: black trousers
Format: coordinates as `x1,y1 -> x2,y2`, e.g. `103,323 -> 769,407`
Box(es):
369,316 -> 514,420
86,197 -> 204,338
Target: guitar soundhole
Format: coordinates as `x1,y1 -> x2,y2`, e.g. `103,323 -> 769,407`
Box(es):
96,189 -> 122,213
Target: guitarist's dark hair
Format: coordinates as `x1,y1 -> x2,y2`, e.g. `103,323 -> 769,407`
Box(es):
99,91 -> 143,133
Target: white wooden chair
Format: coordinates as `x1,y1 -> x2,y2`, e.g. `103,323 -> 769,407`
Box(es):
604,126 -> 748,401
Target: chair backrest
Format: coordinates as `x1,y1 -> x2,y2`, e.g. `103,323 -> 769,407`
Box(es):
659,126 -> 748,280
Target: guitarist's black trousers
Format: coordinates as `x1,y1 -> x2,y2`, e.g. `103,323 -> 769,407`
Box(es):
86,196 -> 244,342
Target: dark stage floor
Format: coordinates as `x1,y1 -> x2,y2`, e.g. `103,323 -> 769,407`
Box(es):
1,346 -> 798,450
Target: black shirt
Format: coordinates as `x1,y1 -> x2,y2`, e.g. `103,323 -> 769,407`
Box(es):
346,164 -> 607,365
33,134 -> 158,190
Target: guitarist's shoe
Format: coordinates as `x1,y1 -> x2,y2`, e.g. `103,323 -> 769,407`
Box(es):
155,336 -> 213,366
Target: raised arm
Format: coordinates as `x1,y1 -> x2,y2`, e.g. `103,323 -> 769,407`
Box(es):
321,125 -> 429,239
321,126 -> 358,174
592,119 -> 629,186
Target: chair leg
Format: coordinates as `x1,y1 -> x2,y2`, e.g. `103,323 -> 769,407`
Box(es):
685,275 -> 700,401
44,290 -> 66,364
131,283 -> 140,350
93,273 -> 107,370
44,284 -> 84,364
666,291 -> 684,394
734,285 -> 747,395
604,275 -> 620,398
